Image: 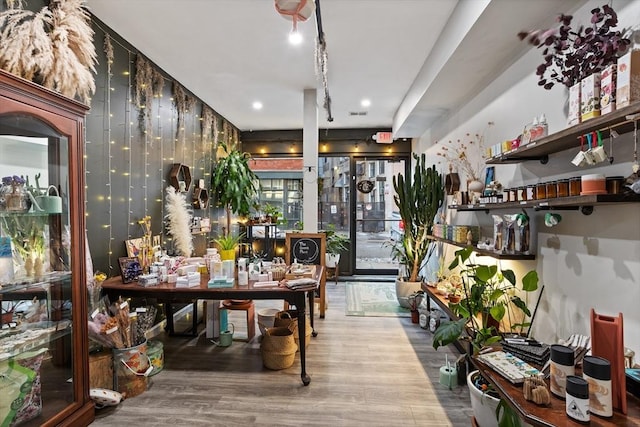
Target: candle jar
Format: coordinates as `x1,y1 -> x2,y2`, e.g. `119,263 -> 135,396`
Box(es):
583,356 -> 612,418
550,344 -> 575,398
557,179 -> 569,197
526,185 -> 535,200
566,375 -> 590,423
518,187 -> 527,201
546,181 -> 557,198
569,177 -> 581,196
606,176 -> 624,195
509,188 -> 517,202
535,183 -> 547,200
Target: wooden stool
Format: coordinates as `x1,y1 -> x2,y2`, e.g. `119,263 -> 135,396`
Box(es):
221,300 -> 255,342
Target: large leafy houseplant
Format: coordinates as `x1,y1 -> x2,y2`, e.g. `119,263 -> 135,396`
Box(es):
518,4 -> 630,90
392,153 -> 444,282
432,247 -> 539,353
210,142 -> 259,236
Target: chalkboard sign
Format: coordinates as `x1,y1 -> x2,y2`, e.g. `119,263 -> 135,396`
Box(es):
285,233 -> 326,266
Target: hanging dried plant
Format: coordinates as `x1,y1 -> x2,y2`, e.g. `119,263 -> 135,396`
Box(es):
133,55 -> 164,138
0,0 -> 97,103
201,105 -> 214,144
212,112 -> 219,150
104,33 -> 113,64
173,82 -> 196,142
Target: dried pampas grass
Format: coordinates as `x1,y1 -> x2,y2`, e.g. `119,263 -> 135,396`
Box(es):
0,0 -> 96,104
134,54 -> 165,137
164,186 -> 193,257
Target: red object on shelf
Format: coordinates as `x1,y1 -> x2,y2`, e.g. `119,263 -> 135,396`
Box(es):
590,309 -> 626,414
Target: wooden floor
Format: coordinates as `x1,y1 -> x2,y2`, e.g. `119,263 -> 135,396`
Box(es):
92,281 -> 473,426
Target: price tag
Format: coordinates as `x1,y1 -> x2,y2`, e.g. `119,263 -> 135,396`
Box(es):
91,309 -> 99,319
136,307 -> 147,313
120,301 -> 129,310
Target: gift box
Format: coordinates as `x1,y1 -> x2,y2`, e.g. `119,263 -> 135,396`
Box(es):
600,63 -> 617,114
616,50 -> 640,109
581,73 -> 601,121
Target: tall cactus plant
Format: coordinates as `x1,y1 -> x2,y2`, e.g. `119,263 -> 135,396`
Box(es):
393,153 -> 444,282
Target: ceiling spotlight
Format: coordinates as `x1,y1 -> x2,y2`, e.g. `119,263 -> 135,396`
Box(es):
288,29 -> 303,45
252,101 -> 263,110
361,99 -> 371,108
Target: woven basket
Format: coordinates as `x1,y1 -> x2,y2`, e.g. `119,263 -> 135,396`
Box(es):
260,327 -> 297,370
274,310 -> 312,351
270,268 -> 286,281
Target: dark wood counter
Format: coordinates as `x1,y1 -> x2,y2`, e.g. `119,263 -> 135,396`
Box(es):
473,354 -> 640,426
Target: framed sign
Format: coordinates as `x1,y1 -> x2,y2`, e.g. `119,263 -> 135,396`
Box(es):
285,233 -> 326,266
119,257 -> 142,283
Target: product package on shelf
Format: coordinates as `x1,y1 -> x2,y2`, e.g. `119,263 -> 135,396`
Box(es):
581,72 -> 601,121
600,63 -> 617,114
616,50 -> 640,109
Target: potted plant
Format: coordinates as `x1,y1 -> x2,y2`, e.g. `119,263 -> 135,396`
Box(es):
432,246 -> 539,353
212,233 -> 244,261
261,203 -> 282,224
407,290 -> 424,324
323,224 -> 349,268
433,247 -> 538,427
391,152 -> 444,308
210,142 -> 260,237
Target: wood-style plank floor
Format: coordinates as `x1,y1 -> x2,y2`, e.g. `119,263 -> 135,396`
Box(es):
92,281 -> 472,426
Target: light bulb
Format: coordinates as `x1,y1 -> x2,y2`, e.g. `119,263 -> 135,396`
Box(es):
289,29 -> 303,45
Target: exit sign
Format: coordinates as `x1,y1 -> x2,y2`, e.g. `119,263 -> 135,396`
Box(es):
375,132 -> 393,144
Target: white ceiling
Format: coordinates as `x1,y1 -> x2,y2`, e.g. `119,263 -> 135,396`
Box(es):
85,0 -> 586,138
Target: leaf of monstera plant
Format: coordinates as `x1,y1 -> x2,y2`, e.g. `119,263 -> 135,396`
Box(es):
432,318 -> 467,350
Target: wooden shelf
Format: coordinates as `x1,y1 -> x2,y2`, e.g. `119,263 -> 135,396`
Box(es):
429,235 -> 535,260
450,192 -> 640,215
486,102 -> 640,164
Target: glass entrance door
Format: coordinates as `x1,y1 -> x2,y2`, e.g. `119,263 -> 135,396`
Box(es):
352,156 -> 406,275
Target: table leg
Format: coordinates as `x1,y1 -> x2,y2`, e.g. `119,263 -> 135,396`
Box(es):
294,293 -> 310,386
308,291 -> 318,337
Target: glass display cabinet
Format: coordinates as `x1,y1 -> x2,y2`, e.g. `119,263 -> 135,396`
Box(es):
0,69 -> 93,425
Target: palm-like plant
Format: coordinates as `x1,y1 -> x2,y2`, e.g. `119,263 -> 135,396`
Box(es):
210,142 -> 259,236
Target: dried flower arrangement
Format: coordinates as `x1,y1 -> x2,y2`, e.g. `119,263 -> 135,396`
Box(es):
0,0 -> 97,103
164,186 -> 193,257
518,4 -> 630,90
436,131 -> 488,182
201,105 -> 216,145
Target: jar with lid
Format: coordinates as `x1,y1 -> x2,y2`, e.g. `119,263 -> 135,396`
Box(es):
518,186 -> 527,201
535,183 -> 547,200
526,185 -> 535,200
557,179 -> 569,197
546,181 -> 557,198
508,188 -> 517,202
569,177 -> 581,196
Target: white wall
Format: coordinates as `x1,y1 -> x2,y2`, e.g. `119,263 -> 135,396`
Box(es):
418,0 -> 640,354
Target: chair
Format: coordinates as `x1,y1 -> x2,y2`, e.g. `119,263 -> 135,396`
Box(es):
221,300 -> 255,342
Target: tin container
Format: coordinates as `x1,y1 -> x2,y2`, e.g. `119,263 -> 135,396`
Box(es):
550,344 -> 575,398
566,375 -> 590,423
583,356 -> 612,418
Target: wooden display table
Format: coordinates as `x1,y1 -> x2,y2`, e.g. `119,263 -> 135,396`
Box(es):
101,267 -> 323,386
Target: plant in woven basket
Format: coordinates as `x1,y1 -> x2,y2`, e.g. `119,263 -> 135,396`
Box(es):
518,4 -> 630,90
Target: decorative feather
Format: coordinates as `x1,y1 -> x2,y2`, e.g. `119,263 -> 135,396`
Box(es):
164,186 -> 193,257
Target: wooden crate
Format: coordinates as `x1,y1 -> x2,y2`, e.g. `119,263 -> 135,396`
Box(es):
89,350 -> 114,390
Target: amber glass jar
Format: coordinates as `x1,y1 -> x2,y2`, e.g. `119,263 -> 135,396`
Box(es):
536,183 -> 547,200
518,187 -> 527,201
557,179 -> 569,197
546,181 -> 557,198
569,177 -> 581,196
509,188 -> 517,202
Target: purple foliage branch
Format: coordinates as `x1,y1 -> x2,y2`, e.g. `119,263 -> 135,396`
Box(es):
518,4 -> 631,90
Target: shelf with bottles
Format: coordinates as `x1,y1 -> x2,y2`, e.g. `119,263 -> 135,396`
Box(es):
450,192 -> 640,215
486,102 -> 640,164
428,235 -> 535,260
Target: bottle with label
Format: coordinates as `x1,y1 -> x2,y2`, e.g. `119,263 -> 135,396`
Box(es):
538,113 -> 548,138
